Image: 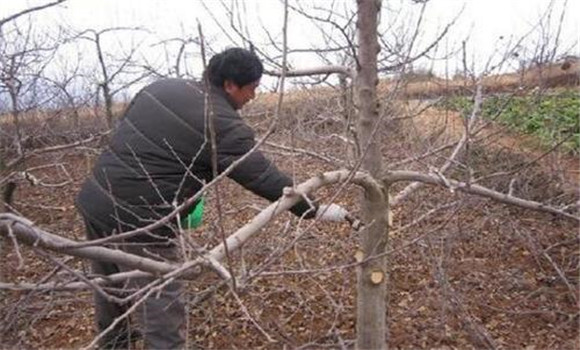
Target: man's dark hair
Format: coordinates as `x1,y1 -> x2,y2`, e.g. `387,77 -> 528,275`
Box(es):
204,47 -> 263,88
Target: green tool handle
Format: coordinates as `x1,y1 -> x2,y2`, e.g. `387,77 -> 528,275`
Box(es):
182,197 -> 205,229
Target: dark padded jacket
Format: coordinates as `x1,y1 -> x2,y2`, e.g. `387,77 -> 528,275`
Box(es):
76,78 -> 314,242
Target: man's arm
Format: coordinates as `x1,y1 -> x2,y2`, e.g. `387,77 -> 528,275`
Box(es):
216,124 -> 316,218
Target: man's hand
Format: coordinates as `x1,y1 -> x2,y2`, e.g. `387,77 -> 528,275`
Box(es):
316,204 -> 348,222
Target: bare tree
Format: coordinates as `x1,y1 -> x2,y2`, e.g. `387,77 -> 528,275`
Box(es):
74,27 -> 152,129
1,0 -> 578,348
0,15 -> 61,158
142,36 -> 204,79
352,1 -> 390,349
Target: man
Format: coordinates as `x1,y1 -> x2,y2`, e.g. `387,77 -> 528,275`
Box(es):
76,47 -> 348,349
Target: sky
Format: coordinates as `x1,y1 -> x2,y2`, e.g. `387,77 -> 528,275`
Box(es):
1,0 -> 578,95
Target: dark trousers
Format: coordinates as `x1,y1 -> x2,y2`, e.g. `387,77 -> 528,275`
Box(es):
84,219 -> 186,349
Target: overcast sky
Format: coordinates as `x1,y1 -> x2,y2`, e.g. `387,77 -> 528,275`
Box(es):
1,0 -> 578,94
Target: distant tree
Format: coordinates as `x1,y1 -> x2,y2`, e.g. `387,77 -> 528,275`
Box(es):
74,27 -> 152,129
0,4 -> 64,157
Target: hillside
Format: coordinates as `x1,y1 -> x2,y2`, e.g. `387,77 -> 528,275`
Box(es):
1,64 -> 579,349
382,58 -> 580,99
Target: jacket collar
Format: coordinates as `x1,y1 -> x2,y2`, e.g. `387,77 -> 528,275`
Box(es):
206,83 -> 238,110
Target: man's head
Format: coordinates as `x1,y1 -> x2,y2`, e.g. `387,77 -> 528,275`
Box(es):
205,47 -> 263,109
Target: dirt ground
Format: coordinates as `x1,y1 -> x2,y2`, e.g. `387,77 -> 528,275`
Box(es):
1,90 -> 579,349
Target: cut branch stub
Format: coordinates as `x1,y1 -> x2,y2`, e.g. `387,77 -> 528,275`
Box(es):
355,249 -> 364,262
370,270 -> 384,285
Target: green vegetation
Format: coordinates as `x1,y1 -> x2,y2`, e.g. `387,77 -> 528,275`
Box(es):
436,91 -> 580,153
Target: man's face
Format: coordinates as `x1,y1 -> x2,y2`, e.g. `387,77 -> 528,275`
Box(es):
224,80 -> 259,109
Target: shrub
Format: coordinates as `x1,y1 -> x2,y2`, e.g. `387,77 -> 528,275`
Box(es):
436,91 -> 580,153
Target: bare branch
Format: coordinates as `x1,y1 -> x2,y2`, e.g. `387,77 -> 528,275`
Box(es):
0,213 -> 178,274
1,170 -> 381,291
383,170 -> 580,222
265,141 -> 342,165
0,0 -> 67,28
392,84 -> 483,206
5,131 -> 110,169
265,65 -> 354,79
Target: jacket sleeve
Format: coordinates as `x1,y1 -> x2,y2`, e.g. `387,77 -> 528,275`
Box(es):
216,123 -> 316,219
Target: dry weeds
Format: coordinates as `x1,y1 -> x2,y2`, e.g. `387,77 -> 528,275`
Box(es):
1,72 -> 578,349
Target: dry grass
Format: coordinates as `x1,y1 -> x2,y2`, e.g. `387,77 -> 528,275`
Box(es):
379,59 -> 580,99
1,63 -> 579,349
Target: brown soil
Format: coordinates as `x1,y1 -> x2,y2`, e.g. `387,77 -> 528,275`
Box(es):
1,85 -> 578,349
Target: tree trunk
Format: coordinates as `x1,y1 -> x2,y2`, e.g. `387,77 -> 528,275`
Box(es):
355,0 -> 389,349
8,88 -> 23,156
95,34 -> 114,129
101,82 -> 114,129
0,182 -> 15,300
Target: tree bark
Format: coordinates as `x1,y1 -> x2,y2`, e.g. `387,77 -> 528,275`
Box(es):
95,34 -> 114,129
355,0 -> 389,349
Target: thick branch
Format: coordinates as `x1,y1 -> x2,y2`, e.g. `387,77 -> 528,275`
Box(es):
209,170 -> 382,260
1,170 -> 380,290
0,270 -> 151,291
0,0 -> 66,28
265,65 -> 354,79
384,170 -> 579,222
0,214 -> 177,275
